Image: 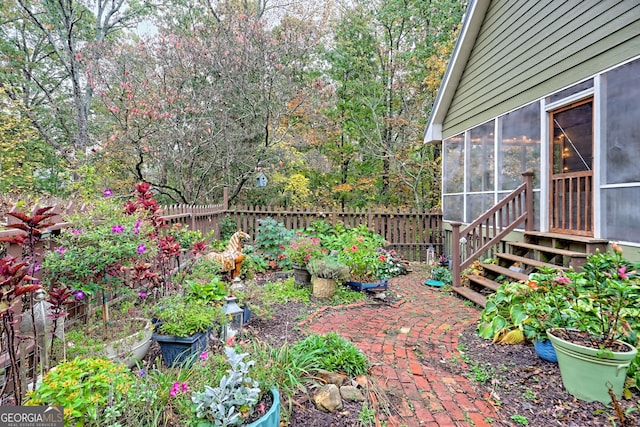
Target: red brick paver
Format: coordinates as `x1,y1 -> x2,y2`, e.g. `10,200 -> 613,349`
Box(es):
298,270 -> 502,426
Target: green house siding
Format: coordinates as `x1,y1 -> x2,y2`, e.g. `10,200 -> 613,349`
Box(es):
442,0 -> 640,139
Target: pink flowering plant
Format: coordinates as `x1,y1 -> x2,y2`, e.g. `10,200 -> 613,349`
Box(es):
480,244 -> 640,353
576,245 -> 640,346
283,233 -> 326,267
333,225 -> 388,282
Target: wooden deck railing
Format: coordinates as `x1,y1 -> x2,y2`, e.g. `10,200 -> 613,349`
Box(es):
450,171 -> 534,287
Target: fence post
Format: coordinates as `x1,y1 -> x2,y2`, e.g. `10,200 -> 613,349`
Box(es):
451,222 -> 462,288
223,187 -> 229,211
522,171 -> 534,232
189,205 -> 196,232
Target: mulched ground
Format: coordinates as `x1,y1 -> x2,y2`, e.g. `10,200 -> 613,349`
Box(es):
244,277 -> 640,426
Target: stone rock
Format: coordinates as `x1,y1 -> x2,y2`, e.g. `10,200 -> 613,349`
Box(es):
354,374 -> 369,388
340,385 -> 366,402
373,292 -> 386,300
313,384 -> 343,413
316,369 -> 348,386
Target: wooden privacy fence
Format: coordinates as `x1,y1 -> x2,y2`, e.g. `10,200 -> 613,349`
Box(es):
162,204 -> 444,262
1,199 -> 443,263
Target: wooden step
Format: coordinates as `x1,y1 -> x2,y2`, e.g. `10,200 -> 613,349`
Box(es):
524,231 -> 608,245
466,274 -> 502,291
507,241 -> 587,258
481,264 -> 529,282
451,286 -> 487,308
495,253 -> 568,271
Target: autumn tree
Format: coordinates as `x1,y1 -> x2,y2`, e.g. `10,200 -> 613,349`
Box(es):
91,2 -> 320,204
0,0 -> 157,183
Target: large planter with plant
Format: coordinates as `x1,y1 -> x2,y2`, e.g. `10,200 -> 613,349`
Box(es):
102,317 -> 153,367
547,328 -> 637,403
151,294 -> 221,367
307,256 -> 350,299
546,247 -> 640,403
285,234 -> 325,286
192,346 -> 280,426
153,330 -> 210,367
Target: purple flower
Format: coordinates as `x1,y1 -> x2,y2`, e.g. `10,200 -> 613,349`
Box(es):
137,243 -> 146,254
138,369 -> 147,377
138,290 -> 147,300
199,351 -> 208,361
132,219 -> 142,235
103,189 -> 113,197
73,290 -> 85,300
70,228 -> 82,236
55,247 -> 66,255
31,262 -> 41,274
112,225 -> 124,233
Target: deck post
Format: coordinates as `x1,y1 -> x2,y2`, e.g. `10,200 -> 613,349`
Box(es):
451,221 -> 462,287
522,171 -> 534,232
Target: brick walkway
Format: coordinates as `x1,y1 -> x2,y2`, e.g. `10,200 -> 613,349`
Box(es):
299,268 -> 501,427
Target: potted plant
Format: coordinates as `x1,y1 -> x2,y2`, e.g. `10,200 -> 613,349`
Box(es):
57,299 -> 154,368
284,233 -> 326,286
191,346 -> 280,427
307,256 -> 350,298
151,294 -> 223,367
546,246 -> 639,403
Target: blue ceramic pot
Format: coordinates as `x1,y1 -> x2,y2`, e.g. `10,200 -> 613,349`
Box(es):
534,339 -> 558,363
247,388 -> 280,427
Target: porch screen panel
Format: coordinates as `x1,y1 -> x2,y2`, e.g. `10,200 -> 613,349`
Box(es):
603,58 -> 640,184
498,102 -> 541,190
601,188 -> 640,243
443,195 -> 464,222
443,134 -> 465,193
468,122 -> 495,192
466,194 -> 494,224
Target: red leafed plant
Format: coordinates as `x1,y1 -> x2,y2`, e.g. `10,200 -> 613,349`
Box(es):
0,207 -> 55,404
0,255 -> 41,404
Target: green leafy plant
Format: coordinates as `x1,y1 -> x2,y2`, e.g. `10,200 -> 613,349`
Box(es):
478,267 -> 579,344
510,414 -> 529,425
431,266 -> 453,285
219,215 -> 239,241
25,357 -> 134,423
306,256 -> 350,281
41,195 -> 156,324
191,346 -> 262,426
185,276 -> 227,304
241,339 -> 317,420
254,217 -> 295,269
292,332 -> 369,377
334,225 -> 387,282
167,223 -> 203,251
152,294 -> 222,337
577,246 -> 640,346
